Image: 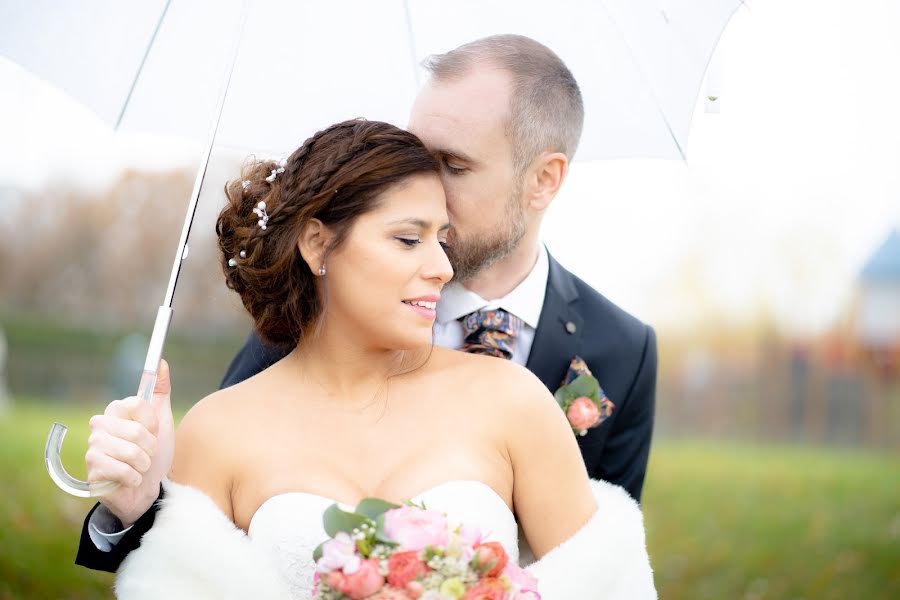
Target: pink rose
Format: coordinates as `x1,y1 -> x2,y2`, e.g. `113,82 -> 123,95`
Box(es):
383,506 -> 449,551
462,578 -> 506,600
457,523 -> 484,561
566,396 -> 601,433
459,523 -> 483,547
406,581 -> 425,598
312,571 -> 323,595
387,550 -> 430,588
502,563 -> 540,598
368,587 -> 416,600
327,570 -> 346,590
471,542 -> 509,578
510,591 -> 542,600
334,558 -> 384,600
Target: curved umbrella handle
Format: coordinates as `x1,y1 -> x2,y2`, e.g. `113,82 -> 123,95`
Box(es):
45,308 -> 171,497
44,368 -> 158,497
45,423 -> 120,498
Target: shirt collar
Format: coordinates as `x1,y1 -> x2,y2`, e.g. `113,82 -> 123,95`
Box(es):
436,246 -> 549,329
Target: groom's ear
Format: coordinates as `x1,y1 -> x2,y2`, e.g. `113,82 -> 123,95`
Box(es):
297,218 -> 334,273
526,151 -> 568,212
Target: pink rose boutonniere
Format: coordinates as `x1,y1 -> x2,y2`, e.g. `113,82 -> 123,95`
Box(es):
555,356 -> 615,437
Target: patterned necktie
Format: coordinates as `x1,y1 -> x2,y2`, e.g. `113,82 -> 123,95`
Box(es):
459,308 -> 524,360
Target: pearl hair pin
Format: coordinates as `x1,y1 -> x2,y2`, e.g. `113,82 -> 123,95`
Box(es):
264,158 -> 287,183
228,249 -> 248,269
252,201 -> 269,230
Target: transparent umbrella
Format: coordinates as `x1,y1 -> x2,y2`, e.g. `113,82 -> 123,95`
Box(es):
0,0 -> 742,497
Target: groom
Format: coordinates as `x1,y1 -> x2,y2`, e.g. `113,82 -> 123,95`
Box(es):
75,34 -> 657,572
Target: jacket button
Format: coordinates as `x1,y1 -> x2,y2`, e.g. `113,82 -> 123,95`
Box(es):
565,321 -> 577,334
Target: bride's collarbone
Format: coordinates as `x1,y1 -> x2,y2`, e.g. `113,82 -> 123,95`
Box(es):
229,428 -> 513,530
234,461 -> 514,533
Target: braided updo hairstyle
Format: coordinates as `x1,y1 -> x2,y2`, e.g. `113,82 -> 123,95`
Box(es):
216,119 -> 440,347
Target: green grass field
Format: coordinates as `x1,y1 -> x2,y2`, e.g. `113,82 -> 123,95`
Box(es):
2,403 -> 898,599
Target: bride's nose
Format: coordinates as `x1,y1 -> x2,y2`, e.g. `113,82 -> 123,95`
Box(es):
422,240 -> 454,283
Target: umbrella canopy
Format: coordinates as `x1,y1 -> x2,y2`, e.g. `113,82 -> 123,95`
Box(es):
3,0 -> 742,497
2,0 -> 742,161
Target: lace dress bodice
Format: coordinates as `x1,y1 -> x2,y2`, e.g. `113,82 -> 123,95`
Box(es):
247,480 -> 519,599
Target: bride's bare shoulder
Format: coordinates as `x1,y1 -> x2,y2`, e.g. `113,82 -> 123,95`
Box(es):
178,381 -> 251,433
169,378 -> 263,484
435,351 -> 579,463
430,347 -> 551,406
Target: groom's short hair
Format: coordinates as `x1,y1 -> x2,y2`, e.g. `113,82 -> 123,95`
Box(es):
423,34 -> 584,175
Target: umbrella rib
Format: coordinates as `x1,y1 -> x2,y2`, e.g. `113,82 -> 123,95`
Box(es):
114,0 -> 173,130
402,0 -> 421,88
596,1 -> 686,160
163,0 -> 250,307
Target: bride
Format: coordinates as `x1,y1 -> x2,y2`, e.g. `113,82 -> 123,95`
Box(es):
93,119 -> 655,599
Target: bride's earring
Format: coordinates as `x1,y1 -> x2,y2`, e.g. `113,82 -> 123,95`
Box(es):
318,264 -> 326,276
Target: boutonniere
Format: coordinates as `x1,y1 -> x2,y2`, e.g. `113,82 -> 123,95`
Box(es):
554,356 -> 615,437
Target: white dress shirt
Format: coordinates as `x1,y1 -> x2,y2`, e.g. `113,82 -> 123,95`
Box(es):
434,246 -> 548,366
91,247 -> 552,549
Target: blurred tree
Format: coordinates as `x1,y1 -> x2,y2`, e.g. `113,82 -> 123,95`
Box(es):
1,169 -> 248,335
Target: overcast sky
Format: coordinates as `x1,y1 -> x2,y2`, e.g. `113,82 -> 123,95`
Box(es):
1,0 -> 898,335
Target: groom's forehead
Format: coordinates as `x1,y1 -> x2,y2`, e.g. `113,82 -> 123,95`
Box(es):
409,73 -> 511,150
413,68 -> 511,116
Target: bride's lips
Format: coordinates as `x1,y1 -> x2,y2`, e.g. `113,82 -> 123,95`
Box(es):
402,294 -> 440,320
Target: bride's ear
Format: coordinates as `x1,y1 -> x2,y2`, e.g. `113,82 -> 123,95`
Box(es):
297,218 -> 334,275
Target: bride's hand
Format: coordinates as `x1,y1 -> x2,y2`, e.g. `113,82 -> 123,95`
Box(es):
85,359 -> 175,527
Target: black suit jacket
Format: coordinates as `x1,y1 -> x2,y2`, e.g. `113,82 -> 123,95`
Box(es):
76,253 -> 656,572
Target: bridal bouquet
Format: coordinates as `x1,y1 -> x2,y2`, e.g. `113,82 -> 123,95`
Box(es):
311,498 -> 540,600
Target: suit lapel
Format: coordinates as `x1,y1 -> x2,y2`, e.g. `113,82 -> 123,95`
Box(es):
526,255 -> 583,390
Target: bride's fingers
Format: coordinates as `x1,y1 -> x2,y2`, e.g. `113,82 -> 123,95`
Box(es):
88,416 -> 157,462
103,397 -> 139,420
85,444 -> 145,488
87,431 -> 153,475
85,431 -> 152,473
108,396 -> 159,433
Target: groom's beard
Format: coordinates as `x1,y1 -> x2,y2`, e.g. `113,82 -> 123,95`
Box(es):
447,185 -> 527,284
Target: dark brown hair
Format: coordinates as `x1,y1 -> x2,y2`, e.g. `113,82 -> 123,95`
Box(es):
216,119 -> 439,347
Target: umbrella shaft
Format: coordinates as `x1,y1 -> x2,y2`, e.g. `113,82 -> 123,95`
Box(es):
163,0 -> 250,307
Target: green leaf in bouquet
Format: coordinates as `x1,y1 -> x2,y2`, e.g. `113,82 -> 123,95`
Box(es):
322,503 -> 371,538
355,497 -> 400,520
357,537 -> 374,557
312,540 -> 326,563
423,545 -> 444,562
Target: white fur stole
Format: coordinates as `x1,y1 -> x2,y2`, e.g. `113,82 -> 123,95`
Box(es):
115,479 -> 655,599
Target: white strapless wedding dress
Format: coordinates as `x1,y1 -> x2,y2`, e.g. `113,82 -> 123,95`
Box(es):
248,480 -> 520,598
116,479 -> 656,599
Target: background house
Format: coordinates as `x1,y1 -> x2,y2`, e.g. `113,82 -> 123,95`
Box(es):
856,228 -> 900,374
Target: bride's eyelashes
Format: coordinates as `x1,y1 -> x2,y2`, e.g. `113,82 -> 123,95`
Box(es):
395,237 -> 422,247
394,236 -> 451,251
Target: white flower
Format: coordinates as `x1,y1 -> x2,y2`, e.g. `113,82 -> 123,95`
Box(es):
316,532 -> 359,573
